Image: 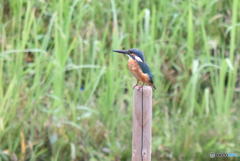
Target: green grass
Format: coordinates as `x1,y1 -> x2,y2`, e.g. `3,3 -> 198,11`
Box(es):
0,0 -> 240,160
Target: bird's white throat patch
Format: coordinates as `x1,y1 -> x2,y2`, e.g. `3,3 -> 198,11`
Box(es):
134,55 -> 143,62
128,55 -> 143,62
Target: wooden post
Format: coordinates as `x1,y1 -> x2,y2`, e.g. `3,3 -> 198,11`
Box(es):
132,86 -> 152,161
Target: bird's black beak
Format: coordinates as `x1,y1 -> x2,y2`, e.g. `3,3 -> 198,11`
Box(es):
112,49 -> 129,55
113,49 -> 135,60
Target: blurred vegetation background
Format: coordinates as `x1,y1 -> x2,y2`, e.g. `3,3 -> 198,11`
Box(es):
0,0 -> 240,160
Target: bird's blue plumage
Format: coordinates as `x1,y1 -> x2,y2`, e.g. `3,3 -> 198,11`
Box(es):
129,48 -> 145,62
136,61 -> 154,84
112,48 -> 156,89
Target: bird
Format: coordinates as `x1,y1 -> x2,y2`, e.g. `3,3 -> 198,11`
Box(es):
113,48 -> 156,89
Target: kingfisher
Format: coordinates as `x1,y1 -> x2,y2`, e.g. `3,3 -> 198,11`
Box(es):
113,48 -> 156,89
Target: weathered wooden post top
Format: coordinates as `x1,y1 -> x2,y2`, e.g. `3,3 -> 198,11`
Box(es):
132,86 -> 152,161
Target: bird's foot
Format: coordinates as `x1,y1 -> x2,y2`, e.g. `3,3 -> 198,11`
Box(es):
132,84 -> 139,89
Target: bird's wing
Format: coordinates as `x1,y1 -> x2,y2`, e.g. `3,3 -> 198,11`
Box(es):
136,61 -> 154,83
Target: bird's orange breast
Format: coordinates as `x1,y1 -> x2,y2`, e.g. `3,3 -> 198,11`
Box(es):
128,59 -> 149,83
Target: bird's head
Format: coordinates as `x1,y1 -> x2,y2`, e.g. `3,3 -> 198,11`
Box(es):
113,48 -> 145,62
